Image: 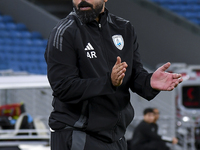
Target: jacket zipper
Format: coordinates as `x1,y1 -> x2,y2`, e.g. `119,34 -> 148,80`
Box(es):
98,23 -> 110,70
98,23 -> 123,140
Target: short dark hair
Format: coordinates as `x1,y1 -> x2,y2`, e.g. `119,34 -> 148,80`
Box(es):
143,108 -> 154,115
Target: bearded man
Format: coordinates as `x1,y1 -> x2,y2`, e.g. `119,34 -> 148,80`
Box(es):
45,0 -> 183,150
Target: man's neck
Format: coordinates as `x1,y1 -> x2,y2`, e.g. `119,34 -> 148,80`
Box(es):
95,7 -> 105,22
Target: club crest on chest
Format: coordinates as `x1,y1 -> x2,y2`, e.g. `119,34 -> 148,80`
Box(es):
112,35 -> 124,50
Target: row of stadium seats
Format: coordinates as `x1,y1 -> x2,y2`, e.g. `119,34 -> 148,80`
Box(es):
152,0 -> 200,4
0,12 -> 47,75
0,30 -> 43,39
150,0 -> 200,25
162,4 -> 200,12
0,15 -> 13,23
0,45 -> 45,54
0,22 -> 27,31
0,38 -> 47,46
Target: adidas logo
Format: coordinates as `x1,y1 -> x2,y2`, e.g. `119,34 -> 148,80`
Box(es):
85,43 -> 94,51
84,43 -> 97,59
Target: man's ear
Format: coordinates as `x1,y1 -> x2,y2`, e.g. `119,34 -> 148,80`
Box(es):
104,0 -> 108,2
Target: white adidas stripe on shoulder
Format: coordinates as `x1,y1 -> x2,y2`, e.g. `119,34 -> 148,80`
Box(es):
53,19 -> 74,51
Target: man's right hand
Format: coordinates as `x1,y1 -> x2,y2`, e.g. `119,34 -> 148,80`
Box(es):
111,56 -> 128,87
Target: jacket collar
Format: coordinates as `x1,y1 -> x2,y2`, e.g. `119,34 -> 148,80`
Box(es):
71,8 -> 113,26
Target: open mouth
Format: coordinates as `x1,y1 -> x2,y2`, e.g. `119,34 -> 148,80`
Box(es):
79,6 -> 92,11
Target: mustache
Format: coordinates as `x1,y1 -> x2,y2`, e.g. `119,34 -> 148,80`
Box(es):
78,1 -> 93,9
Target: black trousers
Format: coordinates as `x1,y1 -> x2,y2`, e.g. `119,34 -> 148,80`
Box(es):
51,129 -> 127,150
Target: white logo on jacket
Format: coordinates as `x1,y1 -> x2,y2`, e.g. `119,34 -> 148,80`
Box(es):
112,35 -> 124,50
85,43 -> 97,59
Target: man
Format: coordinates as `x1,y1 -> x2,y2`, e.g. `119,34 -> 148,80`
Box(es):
45,0 -> 183,150
129,108 -> 170,150
153,108 -> 178,145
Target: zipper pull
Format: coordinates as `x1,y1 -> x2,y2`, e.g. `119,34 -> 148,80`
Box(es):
98,24 -> 102,30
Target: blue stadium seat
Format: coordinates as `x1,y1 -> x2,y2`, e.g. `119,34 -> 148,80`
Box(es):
13,45 -> 22,52
192,5 -> 200,11
189,18 -> 200,24
3,45 -> 12,55
0,45 -> 3,52
21,31 -> 32,39
29,67 -> 42,74
29,47 -> 38,54
38,62 -> 47,74
4,38 -> 13,45
16,23 -> 27,31
32,39 -> 44,46
10,63 -> 20,71
36,46 -> 46,54
42,39 -> 48,47
0,16 -> 3,22
0,23 -> 6,30
37,54 -> 45,62
0,31 -> 9,38
184,12 -> 197,19
0,64 -> 9,70
13,38 -> 23,45
153,0 -> 180,4
165,5 -> 180,11
0,38 -> 3,44
2,15 -> 13,23
21,39 -> 33,46
31,31 -> 42,39
20,53 -> 31,62
9,53 -> 19,61
184,0 -> 199,4
21,46 -> 32,54
10,31 -> 22,39
29,53 -> 40,62
6,22 -> 17,30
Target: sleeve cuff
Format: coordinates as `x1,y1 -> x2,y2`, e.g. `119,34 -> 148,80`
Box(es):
107,72 -> 117,92
144,73 -> 160,100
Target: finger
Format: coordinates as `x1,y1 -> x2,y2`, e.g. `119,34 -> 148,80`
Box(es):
115,56 -> 121,65
172,73 -> 182,79
117,68 -> 126,76
114,73 -> 125,86
167,86 -> 174,91
174,81 -> 179,88
173,78 -> 183,85
116,65 -> 127,73
118,73 -> 125,81
159,62 -> 171,72
123,62 -> 128,68
115,62 -> 127,70
179,78 -> 183,83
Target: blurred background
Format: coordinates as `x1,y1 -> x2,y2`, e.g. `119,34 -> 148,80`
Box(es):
0,0 -> 200,149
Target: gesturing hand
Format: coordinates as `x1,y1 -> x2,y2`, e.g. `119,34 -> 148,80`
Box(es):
151,62 -> 183,91
111,56 -> 128,87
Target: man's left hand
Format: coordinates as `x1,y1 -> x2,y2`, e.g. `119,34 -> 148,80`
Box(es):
150,62 -> 183,91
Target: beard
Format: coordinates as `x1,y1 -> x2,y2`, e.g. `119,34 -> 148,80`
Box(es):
73,1 -> 104,24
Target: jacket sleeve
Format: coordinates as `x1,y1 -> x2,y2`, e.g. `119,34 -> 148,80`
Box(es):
129,27 -> 159,100
45,27 -> 116,104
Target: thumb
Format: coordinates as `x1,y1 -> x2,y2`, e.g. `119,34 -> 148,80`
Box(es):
115,56 -> 121,65
159,62 -> 171,72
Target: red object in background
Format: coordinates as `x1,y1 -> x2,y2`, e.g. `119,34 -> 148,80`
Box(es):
187,88 -> 195,100
0,103 -> 25,119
